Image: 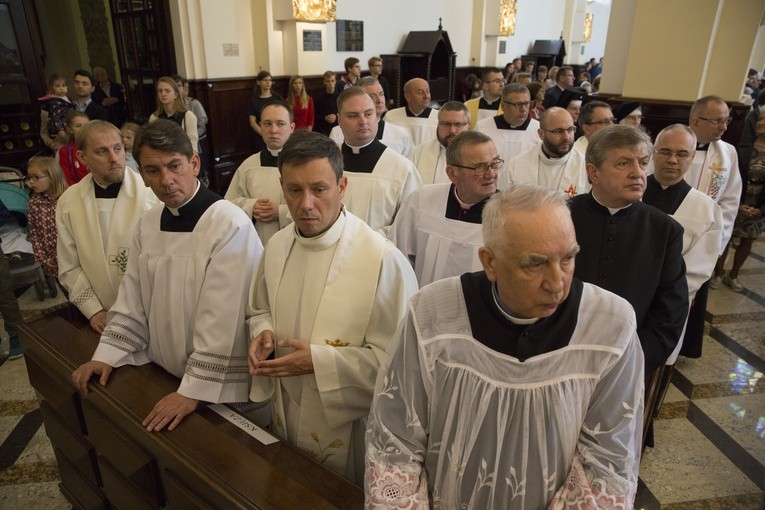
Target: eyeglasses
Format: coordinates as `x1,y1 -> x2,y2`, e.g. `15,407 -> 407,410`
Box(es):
698,117 -> 732,126
451,158 -> 504,175
438,121 -> 469,129
586,117 -> 615,126
502,101 -> 531,108
542,126 -> 577,135
654,148 -> 693,160
26,175 -> 48,182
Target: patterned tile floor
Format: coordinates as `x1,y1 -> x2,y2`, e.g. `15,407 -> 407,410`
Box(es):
0,240 -> 763,509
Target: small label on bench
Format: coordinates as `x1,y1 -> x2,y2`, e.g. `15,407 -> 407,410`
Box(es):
208,404 -> 279,445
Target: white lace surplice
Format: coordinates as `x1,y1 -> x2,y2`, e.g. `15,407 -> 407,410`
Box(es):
365,277 -> 644,509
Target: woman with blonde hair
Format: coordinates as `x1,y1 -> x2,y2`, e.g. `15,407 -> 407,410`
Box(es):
148,76 -> 198,153
286,75 -> 314,131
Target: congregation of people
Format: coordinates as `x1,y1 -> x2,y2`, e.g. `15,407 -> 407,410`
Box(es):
2,50 -> 762,509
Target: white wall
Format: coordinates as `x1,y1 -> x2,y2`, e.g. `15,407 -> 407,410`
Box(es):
170,0 -> 611,79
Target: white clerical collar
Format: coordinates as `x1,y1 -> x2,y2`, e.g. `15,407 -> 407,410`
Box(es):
591,191 -> 632,215
539,145 -> 570,164
93,177 -> 112,189
266,147 -> 282,157
453,187 -> 478,209
166,180 -> 201,216
345,139 -> 375,154
484,96 -> 500,105
491,283 -> 541,324
294,206 -> 346,250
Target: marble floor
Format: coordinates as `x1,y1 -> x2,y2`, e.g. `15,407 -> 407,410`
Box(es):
0,240 -> 763,509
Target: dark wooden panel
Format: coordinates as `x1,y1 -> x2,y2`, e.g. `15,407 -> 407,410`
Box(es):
25,352 -> 87,434
603,96 -> 749,145
83,400 -> 164,507
54,448 -> 109,510
39,401 -> 101,488
98,455 -> 161,510
163,469 -> 216,510
19,305 -> 364,510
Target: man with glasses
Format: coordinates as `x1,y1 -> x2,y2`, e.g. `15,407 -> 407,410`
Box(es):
389,131 -> 499,287
573,100 -> 614,154
476,83 -> 542,166
367,57 -> 391,107
501,107 -> 588,196
667,95 -> 742,360
329,77 -> 414,158
464,68 -> 505,129
642,124 -> 722,427
410,101 -> 470,184
542,65 -> 575,108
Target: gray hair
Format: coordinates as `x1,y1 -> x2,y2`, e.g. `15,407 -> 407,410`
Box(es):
482,184 -> 569,251
446,131 -> 493,166
655,123 -> 697,147
278,130 -> 344,182
357,76 -> 379,87
579,100 -> 612,126
585,124 -> 653,168
502,83 -> 530,98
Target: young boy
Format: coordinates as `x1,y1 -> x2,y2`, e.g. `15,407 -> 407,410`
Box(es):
121,122 -> 140,172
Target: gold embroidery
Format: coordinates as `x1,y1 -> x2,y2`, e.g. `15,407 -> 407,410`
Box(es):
108,247 -> 130,274
324,338 -> 350,347
309,432 -> 344,464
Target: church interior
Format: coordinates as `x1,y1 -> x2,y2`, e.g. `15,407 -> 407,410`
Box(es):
0,0 -> 763,508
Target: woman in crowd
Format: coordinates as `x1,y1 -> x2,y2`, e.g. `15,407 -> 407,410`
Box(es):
286,75 -> 314,131
248,71 -> 284,153
711,114 -> 765,291
148,77 -> 198,153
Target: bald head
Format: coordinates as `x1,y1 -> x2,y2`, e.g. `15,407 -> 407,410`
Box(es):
404,78 -> 431,114
538,107 -> 575,158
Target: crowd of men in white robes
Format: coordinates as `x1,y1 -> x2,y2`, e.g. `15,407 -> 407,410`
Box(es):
60,71 -> 742,508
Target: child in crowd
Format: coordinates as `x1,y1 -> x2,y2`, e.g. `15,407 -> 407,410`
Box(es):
58,110 -> 89,185
38,74 -> 74,152
26,156 -> 68,282
121,122 -> 140,171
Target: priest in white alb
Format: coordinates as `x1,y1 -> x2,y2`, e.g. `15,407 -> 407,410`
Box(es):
366,184 -> 644,509
390,131 -> 499,287
335,86 -> 422,232
476,83 -> 541,168
225,102 -> 295,246
410,101 -> 470,185
247,131 -> 418,485
57,120 -> 158,334
329,77 -> 414,158
73,120 -> 263,432
384,78 -> 439,146
500,107 -> 589,197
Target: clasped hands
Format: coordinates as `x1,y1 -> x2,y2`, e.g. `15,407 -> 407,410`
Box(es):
72,361 -> 197,432
248,330 -> 314,377
252,199 -> 279,222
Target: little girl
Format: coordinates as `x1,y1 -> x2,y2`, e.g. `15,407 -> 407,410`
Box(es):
38,73 -> 74,152
121,122 -> 140,172
58,110 -> 90,185
26,156 -> 68,281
